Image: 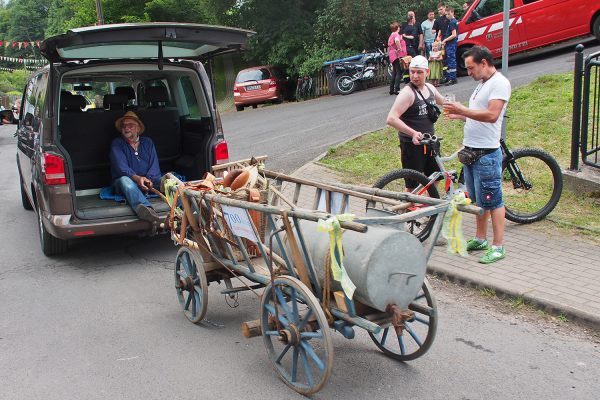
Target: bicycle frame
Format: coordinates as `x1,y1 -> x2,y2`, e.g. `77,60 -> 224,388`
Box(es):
500,139 -> 533,191
414,135 -> 535,199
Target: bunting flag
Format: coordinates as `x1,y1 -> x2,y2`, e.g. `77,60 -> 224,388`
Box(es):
0,40 -> 42,49
0,56 -> 46,64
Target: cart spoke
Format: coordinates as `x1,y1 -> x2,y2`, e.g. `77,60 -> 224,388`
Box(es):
177,270 -> 187,279
381,327 -> 389,346
276,343 -> 292,364
274,287 -> 291,317
414,293 -> 426,301
414,315 -> 429,325
296,308 -> 313,330
410,303 -> 434,317
300,341 -> 325,372
291,288 -> 299,323
291,347 -> 299,383
398,334 -> 406,355
300,332 -> 323,339
405,323 -> 423,346
265,330 -> 280,336
264,302 -> 290,326
184,291 -> 193,310
191,293 -> 197,318
182,251 -> 192,275
300,347 -> 315,387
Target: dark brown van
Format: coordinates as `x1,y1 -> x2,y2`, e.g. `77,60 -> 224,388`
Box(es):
16,23 -> 253,256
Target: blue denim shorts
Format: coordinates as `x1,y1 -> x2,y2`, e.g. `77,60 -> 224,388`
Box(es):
463,148 -> 503,210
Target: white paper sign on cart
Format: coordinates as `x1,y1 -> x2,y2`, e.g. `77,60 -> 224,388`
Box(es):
221,205 -> 259,243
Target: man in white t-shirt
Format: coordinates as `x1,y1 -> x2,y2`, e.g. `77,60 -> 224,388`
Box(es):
443,46 -> 511,264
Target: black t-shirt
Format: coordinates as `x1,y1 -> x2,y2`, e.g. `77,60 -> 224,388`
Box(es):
399,84 -> 436,142
402,24 -> 419,52
401,22 -> 422,50
432,16 -> 449,40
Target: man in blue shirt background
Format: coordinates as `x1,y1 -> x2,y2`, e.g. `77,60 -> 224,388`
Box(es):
110,111 -> 163,224
441,6 -> 459,85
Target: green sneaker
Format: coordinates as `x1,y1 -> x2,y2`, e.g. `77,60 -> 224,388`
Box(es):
479,247 -> 506,264
466,238 -> 489,251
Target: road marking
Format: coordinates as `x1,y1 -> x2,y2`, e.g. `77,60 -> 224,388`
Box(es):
117,356 -> 140,361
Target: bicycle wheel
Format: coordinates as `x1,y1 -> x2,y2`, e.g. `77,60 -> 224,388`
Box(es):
372,169 -> 440,241
502,148 -> 563,224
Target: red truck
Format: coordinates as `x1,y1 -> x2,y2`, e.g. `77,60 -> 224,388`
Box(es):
456,0 -> 600,74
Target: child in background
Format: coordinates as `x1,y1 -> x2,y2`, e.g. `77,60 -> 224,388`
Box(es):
428,40 -> 444,87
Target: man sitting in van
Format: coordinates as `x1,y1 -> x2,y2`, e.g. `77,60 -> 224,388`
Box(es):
110,111 -> 163,225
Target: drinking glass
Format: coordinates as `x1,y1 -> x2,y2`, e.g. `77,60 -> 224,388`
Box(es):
443,93 -> 456,115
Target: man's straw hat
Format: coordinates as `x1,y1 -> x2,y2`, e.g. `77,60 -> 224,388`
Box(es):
115,111 -> 145,134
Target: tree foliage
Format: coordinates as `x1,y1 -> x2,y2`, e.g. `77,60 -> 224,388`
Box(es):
0,0 -> 459,75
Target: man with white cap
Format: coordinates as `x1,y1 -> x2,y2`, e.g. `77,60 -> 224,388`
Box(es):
110,111 -> 163,225
386,55 -> 444,191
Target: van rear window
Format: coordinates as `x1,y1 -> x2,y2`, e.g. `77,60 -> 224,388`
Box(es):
236,68 -> 271,83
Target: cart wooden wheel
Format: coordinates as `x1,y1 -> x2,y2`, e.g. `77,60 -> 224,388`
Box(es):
174,247 -> 208,324
369,278 -> 438,361
260,276 -> 334,395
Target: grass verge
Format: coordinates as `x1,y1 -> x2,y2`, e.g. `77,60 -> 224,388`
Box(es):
320,73 -> 600,238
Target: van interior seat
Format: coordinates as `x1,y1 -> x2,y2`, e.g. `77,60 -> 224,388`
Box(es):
114,86 -> 136,109
61,93 -> 86,112
136,86 -> 181,172
103,94 -> 128,111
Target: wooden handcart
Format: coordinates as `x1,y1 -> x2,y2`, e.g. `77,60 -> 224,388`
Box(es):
162,158 -> 480,395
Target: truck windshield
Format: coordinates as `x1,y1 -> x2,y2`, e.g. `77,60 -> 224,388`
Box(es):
468,0 -> 514,23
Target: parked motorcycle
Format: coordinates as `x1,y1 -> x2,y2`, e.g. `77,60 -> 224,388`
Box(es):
333,48 -> 390,95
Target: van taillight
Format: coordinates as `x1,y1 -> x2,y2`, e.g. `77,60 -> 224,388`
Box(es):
214,140 -> 229,165
269,79 -> 277,88
42,153 -> 67,185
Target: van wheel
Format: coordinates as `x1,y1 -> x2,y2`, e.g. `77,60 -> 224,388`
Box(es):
593,14 -> 600,41
456,46 -> 471,76
37,205 -> 68,256
252,104 -> 258,109
20,177 -> 33,210
236,105 -> 244,112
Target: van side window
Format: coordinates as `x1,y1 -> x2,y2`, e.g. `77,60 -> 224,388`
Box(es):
179,76 -> 201,118
23,73 -> 48,134
473,0 -> 514,20
523,0 -> 540,3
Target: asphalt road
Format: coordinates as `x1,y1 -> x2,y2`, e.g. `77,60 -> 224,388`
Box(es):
1,123 -> 599,399
2,43 -> 600,399
223,41 -> 600,173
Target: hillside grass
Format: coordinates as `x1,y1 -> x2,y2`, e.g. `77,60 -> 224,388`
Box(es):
320,73 -> 600,239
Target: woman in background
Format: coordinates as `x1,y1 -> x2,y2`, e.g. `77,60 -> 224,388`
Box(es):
388,21 -> 407,95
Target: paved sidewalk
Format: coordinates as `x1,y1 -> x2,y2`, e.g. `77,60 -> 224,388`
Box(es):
287,161 -> 600,328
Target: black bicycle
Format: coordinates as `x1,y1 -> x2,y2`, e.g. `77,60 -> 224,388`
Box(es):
371,134 -> 563,241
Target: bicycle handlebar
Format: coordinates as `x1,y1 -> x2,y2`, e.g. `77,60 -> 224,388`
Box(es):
418,133 -> 442,147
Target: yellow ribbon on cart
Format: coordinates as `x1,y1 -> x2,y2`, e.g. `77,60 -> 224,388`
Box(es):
442,192 -> 471,256
317,214 -> 357,299
163,178 -> 179,207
